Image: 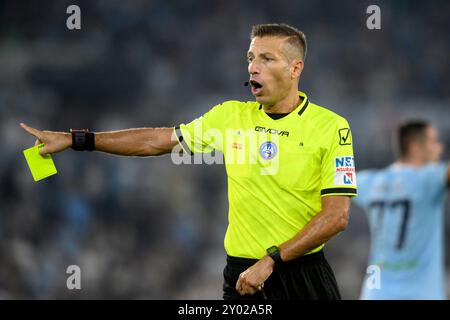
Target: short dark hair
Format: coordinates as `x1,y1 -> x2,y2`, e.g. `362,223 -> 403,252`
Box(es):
398,120 -> 430,156
251,23 -> 307,61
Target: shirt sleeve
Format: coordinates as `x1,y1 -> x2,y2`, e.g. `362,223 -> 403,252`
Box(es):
421,162 -> 449,200
320,116 -> 358,197
173,102 -> 228,154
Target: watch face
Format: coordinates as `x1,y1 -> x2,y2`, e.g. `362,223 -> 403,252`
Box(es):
267,246 -> 278,254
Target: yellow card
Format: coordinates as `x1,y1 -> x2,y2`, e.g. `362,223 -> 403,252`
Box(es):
23,144 -> 57,182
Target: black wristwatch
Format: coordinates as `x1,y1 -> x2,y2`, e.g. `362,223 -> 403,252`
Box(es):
70,128 -> 95,151
267,245 -> 283,267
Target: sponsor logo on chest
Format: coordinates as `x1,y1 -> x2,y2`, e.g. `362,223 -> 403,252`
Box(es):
254,126 -> 289,137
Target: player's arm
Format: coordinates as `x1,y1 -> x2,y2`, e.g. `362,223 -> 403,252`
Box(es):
236,196 -> 349,295
20,123 -> 178,156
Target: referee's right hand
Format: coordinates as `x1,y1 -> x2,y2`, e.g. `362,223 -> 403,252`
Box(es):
20,123 -> 72,156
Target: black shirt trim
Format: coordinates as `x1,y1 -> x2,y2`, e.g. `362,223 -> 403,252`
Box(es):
321,188 -> 357,196
298,99 -> 309,116
174,126 -> 194,156
266,113 -> 290,120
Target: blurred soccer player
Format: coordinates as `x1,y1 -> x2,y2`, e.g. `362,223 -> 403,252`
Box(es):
20,23 -> 357,300
354,120 -> 450,299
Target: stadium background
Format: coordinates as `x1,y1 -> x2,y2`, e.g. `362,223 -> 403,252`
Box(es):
0,0 -> 449,299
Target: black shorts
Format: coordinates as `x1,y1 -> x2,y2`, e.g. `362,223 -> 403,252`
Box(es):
223,250 -> 341,300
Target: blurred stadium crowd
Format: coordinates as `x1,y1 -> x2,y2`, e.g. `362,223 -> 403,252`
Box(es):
0,0 -> 449,298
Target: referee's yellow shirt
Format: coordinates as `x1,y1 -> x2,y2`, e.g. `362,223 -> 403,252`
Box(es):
174,91 -> 357,259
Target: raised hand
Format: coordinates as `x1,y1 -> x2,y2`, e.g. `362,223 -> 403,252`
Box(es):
20,123 -> 72,156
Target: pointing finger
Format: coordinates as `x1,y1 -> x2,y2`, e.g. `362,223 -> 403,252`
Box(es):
20,123 -> 41,138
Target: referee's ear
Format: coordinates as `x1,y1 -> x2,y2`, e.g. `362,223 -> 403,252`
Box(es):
291,59 -> 304,80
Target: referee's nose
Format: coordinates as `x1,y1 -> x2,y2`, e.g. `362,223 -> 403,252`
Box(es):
248,59 -> 260,75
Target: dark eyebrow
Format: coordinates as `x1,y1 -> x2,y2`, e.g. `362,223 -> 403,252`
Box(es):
246,52 -> 276,60
259,52 -> 275,57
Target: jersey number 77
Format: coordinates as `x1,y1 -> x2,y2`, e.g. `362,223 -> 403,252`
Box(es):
368,199 -> 411,250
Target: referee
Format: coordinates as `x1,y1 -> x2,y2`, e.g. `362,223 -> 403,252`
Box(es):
20,23 -> 357,300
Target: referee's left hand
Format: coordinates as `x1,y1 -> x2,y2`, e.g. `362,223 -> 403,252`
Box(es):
20,123 -> 72,156
236,255 -> 274,296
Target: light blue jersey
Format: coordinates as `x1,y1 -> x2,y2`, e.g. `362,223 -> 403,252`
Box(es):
354,162 -> 448,300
